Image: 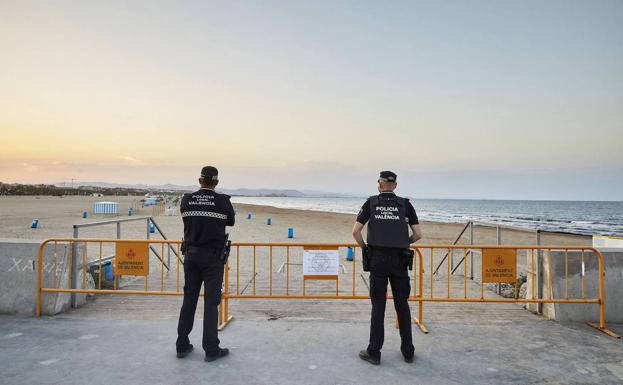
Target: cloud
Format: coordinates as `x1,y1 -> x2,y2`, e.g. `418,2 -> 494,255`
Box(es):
116,155 -> 148,166
21,163 -> 40,173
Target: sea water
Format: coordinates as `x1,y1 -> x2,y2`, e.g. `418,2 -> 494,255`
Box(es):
231,196 -> 623,236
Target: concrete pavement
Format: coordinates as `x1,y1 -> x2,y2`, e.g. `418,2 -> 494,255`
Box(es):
1,314 -> 622,385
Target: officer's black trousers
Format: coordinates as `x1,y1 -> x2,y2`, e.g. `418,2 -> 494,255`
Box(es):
176,247 -> 224,355
367,252 -> 415,359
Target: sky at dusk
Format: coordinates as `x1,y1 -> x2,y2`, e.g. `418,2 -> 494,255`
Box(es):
1,1 -> 622,200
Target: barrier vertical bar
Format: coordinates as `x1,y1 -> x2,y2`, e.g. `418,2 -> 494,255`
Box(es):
269,246 -> 273,295
36,242 -> 44,317
447,248 -> 451,298
581,250 -> 585,299
161,243 -> 165,292
218,299 -> 223,327
418,249 -> 425,332
71,226 -> 79,307
546,249 -> 553,300
597,249 -> 605,329
470,222 -> 474,280
536,231 -> 543,314
412,248 -> 416,299
99,241 -> 103,290
176,243 -> 181,293
497,227 -> 501,295
219,256 -> 232,330
236,245 -> 240,295
286,247 -> 290,296
429,248 -> 433,298
450,244 -> 454,272
352,247 -> 356,296
82,241 -> 87,289
253,246 -> 256,295
52,242 -> 57,289
565,249 -> 569,299
116,223 -> 122,287
464,248 -> 467,299
336,273 -> 339,296
531,249 -> 536,301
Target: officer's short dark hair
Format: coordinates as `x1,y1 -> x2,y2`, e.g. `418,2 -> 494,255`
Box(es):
379,170 -> 397,183
201,166 -> 219,181
200,166 -> 219,187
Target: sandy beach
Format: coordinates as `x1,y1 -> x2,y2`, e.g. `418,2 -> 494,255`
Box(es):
0,196 -> 591,246
0,195 -> 591,248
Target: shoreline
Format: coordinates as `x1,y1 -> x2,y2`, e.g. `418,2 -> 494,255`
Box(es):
232,201 -> 593,239
0,196 -> 591,246
231,202 -> 590,246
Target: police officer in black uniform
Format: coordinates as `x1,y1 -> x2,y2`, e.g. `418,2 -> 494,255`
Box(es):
352,171 -> 422,365
176,166 -> 235,362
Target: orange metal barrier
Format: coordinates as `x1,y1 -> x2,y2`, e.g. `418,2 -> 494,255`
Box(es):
35,239 -> 618,338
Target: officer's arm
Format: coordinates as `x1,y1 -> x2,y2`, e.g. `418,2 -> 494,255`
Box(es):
226,200 -> 235,227
352,222 -> 366,249
409,224 -> 423,243
179,194 -> 188,214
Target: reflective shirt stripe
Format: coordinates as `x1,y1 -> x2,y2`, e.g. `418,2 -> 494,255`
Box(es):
181,211 -> 228,220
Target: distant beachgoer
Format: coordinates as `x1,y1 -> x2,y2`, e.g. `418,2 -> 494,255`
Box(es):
352,170 -> 422,365
176,165 -> 235,362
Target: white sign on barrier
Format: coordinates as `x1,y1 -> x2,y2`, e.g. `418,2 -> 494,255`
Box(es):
303,249 -> 339,276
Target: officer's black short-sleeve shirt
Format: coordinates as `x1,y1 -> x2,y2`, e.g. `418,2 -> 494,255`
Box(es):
181,188 -> 235,248
356,192 -> 419,225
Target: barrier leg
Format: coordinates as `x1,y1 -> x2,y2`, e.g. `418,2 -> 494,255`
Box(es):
586,301 -> 620,338
217,297 -> 234,331
586,250 -> 619,338
36,244 -> 43,317
218,264 -> 234,331
587,321 -> 620,339
413,300 -> 429,334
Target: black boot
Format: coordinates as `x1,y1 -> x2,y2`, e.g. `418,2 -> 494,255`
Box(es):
359,350 -> 380,365
205,347 -> 229,362
176,344 -> 193,358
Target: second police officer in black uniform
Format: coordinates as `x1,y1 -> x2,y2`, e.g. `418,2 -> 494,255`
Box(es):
176,166 -> 235,362
352,171 -> 423,365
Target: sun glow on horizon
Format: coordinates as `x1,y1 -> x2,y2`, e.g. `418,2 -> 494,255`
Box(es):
1,1 -> 621,199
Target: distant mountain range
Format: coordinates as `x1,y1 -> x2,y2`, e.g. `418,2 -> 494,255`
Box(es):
62,181 -> 359,198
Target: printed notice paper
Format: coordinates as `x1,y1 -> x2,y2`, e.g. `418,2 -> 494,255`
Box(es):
303,249 -> 339,276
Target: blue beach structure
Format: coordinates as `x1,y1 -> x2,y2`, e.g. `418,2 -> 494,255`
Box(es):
93,202 -> 119,215
346,247 -> 354,261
